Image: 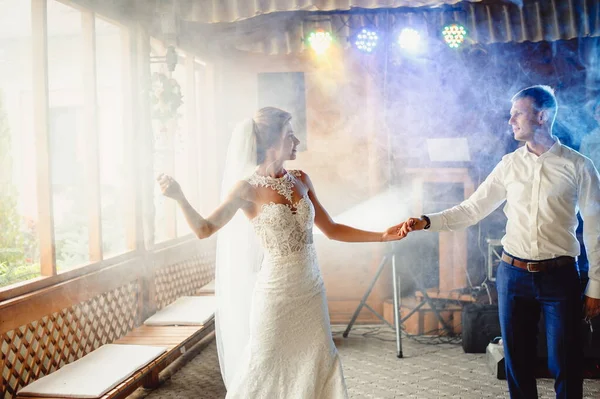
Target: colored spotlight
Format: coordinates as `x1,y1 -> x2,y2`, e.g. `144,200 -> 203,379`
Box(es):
442,24 -> 467,48
354,28 -> 379,53
398,28 -> 421,52
307,29 -> 333,55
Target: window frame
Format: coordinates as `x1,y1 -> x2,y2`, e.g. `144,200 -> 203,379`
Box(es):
0,0 -> 211,301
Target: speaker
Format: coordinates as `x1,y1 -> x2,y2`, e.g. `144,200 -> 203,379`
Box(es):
486,342 -> 506,379
486,318 -> 600,380
461,303 -> 502,353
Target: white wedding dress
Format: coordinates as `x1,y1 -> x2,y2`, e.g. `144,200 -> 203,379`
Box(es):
225,170 -> 348,399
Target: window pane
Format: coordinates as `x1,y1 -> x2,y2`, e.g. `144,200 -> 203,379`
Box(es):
96,17 -> 126,257
195,64 -> 210,216
171,54 -> 190,237
151,41 -> 182,243
48,1 -> 88,271
151,44 -> 168,243
194,62 -> 219,218
0,0 -> 40,287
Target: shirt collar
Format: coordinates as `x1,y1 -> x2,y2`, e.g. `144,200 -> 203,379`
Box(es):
519,136 -> 563,158
548,137 -> 563,157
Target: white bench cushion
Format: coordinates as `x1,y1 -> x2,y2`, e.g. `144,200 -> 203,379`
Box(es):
197,280 -> 215,295
18,344 -> 166,398
144,296 -> 215,326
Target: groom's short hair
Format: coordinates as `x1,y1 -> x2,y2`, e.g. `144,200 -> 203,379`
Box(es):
512,85 -> 558,127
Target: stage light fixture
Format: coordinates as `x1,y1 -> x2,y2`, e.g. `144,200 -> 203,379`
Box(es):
397,28 -> 421,52
307,29 -> 333,55
353,28 -> 379,53
442,24 -> 467,48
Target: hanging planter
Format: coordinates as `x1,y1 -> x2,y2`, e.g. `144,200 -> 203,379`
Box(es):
150,71 -> 183,132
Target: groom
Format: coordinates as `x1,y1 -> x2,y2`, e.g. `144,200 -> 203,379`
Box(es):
397,85 -> 600,399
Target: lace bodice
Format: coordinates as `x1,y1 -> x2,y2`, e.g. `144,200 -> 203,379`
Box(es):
246,170 -> 314,259
228,168 -> 348,399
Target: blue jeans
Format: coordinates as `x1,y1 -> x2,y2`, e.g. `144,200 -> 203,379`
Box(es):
496,254 -> 583,399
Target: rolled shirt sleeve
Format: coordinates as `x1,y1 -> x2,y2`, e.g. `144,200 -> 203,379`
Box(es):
428,159 -> 508,233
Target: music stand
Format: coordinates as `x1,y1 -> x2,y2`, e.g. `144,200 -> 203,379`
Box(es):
342,241 -> 455,358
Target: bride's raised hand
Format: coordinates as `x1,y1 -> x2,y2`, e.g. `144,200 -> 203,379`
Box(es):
157,173 -> 184,200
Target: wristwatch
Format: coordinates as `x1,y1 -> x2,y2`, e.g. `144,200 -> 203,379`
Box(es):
420,215 -> 431,230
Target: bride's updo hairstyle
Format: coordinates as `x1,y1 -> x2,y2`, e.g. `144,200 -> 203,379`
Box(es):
252,107 -> 292,164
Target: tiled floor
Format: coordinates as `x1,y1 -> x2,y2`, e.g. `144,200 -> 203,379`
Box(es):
137,326 -> 600,398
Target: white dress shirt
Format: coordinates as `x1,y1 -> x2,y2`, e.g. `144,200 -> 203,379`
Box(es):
427,139 -> 600,298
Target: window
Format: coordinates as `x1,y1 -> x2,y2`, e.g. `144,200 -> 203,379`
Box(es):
0,0 -> 205,293
151,42 -> 198,242
96,17 -> 126,257
193,61 -> 220,217
0,0 -> 40,288
48,0 -> 87,271
151,41 -> 173,243
1,0 -> 136,291
171,54 -> 191,237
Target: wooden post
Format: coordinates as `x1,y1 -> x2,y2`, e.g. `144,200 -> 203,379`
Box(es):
135,25 -> 157,320
195,64 -> 208,214
185,54 -> 199,207
82,11 -> 103,262
163,68 -> 177,240
203,63 -> 220,212
32,0 -> 56,276
134,27 -> 153,252
142,367 -> 161,389
121,27 -> 138,252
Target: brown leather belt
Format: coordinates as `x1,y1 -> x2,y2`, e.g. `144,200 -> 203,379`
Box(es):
501,253 -> 575,273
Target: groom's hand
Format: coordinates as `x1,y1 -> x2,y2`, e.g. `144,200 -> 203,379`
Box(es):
584,296 -> 600,321
399,217 -> 427,236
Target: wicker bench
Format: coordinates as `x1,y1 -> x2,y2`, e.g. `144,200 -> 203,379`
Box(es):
3,239 -> 216,399
17,297 -> 214,399
16,313 -> 215,399
196,279 -> 215,296
17,320 -> 214,399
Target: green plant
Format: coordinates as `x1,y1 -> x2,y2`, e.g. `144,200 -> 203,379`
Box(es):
0,90 -> 40,287
150,71 -> 183,130
0,254 -> 40,287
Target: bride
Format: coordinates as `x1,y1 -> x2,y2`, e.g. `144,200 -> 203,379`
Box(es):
158,107 -> 405,398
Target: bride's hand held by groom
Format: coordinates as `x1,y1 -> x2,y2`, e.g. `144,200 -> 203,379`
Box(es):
382,222 -> 409,241
403,217 -> 428,234
386,216 -> 429,241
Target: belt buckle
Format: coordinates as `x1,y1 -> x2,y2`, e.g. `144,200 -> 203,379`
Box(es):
526,262 -> 540,272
